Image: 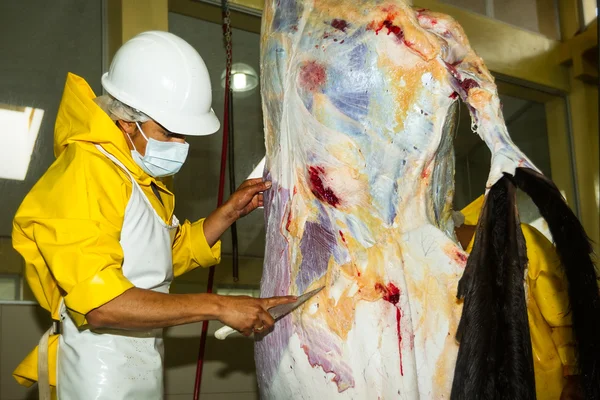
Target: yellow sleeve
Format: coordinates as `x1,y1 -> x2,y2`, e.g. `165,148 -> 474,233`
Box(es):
13,144 -> 134,326
172,218 -> 221,278
524,225 -> 577,374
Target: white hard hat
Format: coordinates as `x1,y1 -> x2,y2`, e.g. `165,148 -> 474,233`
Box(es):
101,31 -> 220,136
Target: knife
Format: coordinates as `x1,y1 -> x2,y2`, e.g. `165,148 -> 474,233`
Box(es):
214,286 -> 325,340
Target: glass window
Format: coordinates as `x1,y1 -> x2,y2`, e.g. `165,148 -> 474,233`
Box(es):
454,94 -> 553,210
0,1 -> 103,301
493,0 -> 541,33
0,274 -> 20,301
440,0 -> 561,39
440,0 -> 487,14
581,0 -> 598,27
453,88 -> 574,242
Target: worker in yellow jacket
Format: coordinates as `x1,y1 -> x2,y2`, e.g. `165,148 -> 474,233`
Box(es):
11,31 -> 295,400
454,195 -> 582,400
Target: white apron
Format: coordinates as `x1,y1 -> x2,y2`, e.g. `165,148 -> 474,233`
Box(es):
51,144 -> 178,400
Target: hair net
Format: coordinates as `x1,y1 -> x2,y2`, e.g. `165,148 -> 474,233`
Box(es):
93,94 -> 150,123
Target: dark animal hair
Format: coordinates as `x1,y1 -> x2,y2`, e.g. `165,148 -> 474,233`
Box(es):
451,174 -> 535,400
513,167 -> 600,400
452,167 -> 600,400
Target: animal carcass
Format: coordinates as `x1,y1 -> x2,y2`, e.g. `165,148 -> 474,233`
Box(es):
255,1 -> 600,399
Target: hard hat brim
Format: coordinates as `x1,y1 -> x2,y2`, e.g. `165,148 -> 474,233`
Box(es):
101,73 -> 221,137
156,107 -> 221,137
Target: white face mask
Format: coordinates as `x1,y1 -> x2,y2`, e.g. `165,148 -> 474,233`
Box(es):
126,122 -> 189,178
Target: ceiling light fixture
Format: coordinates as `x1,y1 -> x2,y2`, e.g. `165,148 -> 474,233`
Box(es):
0,104 -> 44,181
221,63 -> 259,93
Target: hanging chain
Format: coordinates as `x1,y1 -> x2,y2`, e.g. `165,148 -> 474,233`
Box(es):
193,2 -> 236,399
222,0 -> 233,88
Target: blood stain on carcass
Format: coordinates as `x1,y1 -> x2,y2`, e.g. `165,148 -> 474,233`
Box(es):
369,15 -> 404,42
444,62 -> 480,95
339,230 -> 347,244
382,19 -> 404,41
444,243 -> 468,267
445,62 -> 460,79
376,283 -> 400,304
455,251 -> 468,264
451,248 -> 468,267
299,61 -> 327,91
308,166 -> 340,207
368,15 -> 425,56
286,209 -> 293,232
331,19 -> 349,32
460,78 -> 479,94
375,282 -> 404,375
449,92 -> 458,99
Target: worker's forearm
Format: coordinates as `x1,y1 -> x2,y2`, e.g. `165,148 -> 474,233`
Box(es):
203,205 -> 236,247
86,287 -> 222,330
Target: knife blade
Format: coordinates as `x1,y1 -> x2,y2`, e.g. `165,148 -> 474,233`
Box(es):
214,286 -> 325,340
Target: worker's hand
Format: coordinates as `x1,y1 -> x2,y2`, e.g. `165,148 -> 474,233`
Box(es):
224,178 -> 271,221
560,376 -> 584,400
203,178 -> 272,247
216,295 -> 297,337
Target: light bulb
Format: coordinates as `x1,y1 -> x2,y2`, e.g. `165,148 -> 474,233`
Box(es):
232,73 -> 248,91
221,63 -> 259,94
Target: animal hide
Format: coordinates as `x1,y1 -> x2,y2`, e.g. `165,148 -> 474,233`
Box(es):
452,175 -> 535,400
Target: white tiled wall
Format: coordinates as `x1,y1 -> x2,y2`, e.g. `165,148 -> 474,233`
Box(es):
0,303 -> 260,400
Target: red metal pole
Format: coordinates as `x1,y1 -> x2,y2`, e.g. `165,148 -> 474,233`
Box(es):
192,2 -> 233,398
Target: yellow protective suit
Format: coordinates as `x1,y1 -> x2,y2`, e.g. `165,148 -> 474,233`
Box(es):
11,72 -> 222,389
460,196 -> 577,400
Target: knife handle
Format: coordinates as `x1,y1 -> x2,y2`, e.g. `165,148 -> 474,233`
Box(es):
215,325 -> 236,340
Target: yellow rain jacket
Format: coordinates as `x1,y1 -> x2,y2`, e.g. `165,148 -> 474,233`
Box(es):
11,72 -> 222,388
460,195 -> 577,400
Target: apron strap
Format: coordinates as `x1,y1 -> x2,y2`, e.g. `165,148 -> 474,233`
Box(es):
94,144 -> 134,179
94,144 -> 152,207
94,144 -> 178,229
38,321 -> 59,400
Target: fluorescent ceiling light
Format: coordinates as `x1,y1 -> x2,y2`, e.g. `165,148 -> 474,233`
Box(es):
0,104 -> 44,181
